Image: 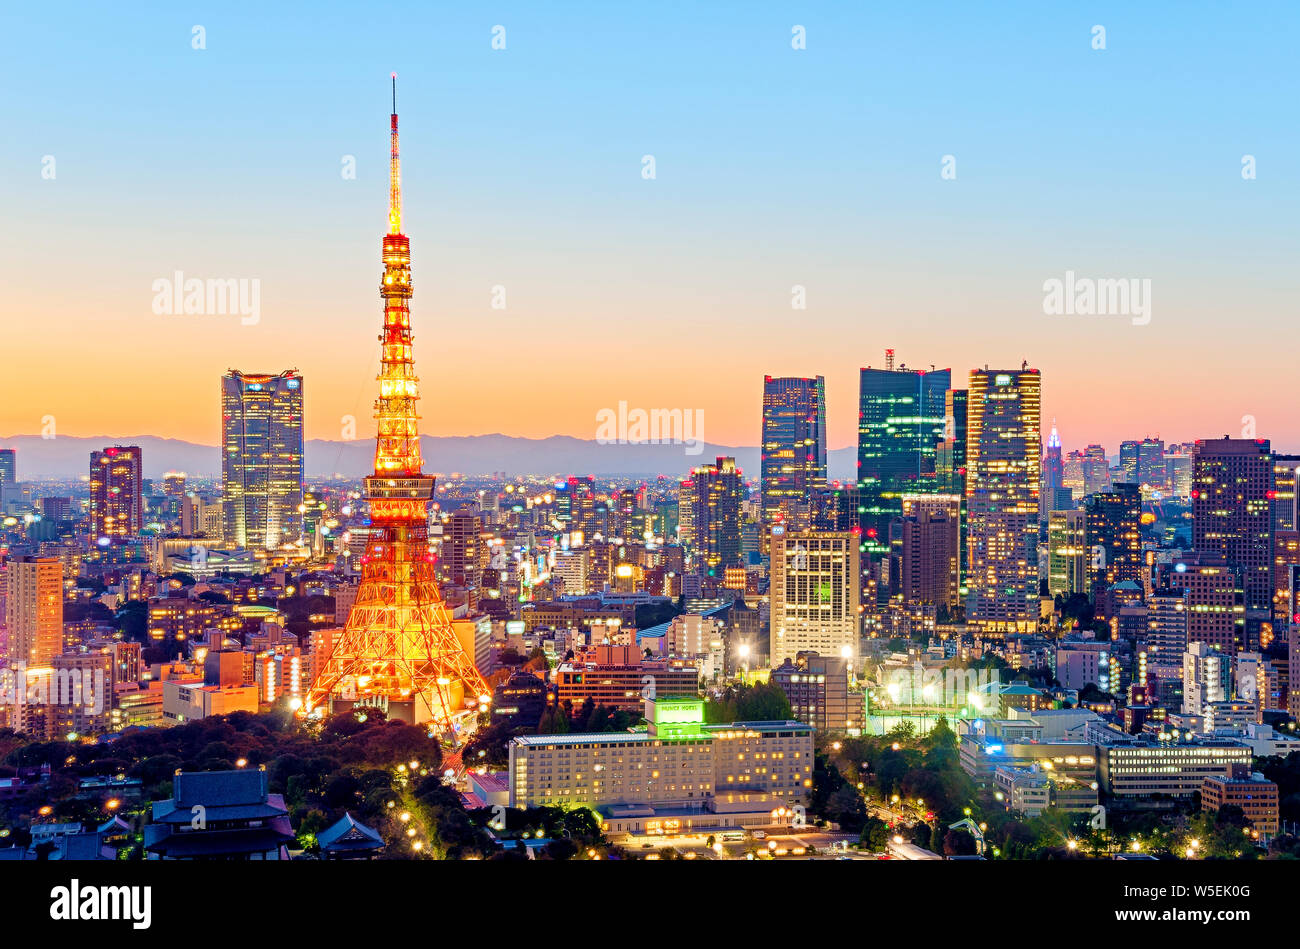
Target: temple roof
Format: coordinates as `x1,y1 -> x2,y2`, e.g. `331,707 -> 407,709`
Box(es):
318,812 -> 384,852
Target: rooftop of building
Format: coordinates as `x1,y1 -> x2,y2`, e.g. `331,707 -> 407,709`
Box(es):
317,812 -> 384,852
512,718 -> 811,747
152,768 -> 288,824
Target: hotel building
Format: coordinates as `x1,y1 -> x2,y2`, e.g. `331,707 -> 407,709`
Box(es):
508,695 -> 814,835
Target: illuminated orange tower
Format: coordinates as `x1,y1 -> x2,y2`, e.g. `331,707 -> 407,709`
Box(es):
306,77 -> 490,733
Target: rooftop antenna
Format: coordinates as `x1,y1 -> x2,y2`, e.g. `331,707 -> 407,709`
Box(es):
388,73 -> 401,235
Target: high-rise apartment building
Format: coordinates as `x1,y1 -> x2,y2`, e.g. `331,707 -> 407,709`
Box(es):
0,448 -> 15,485
1271,454 -> 1300,533
856,358 -> 950,557
1085,483 -> 1143,595
898,494 -> 961,610
1047,509 -> 1087,597
1166,552 -> 1245,653
222,370 -> 305,550
1274,530 -> 1300,631
1191,437 -> 1273,646
1144,588 -> 1189,673
965,368 -> 1041,635
682,457 -> 744,575
760,376 -> 827,528
1183,641 -> 1233,716
769,526 -> 860,665
5,556 -> 63,666
438,509 -> 485,588
89,446 -> 143,540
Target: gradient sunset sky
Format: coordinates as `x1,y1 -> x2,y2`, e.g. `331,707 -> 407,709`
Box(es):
3,2 -> 1297,455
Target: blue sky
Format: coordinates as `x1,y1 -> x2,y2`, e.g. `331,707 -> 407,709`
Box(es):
2,1 -> 1297,451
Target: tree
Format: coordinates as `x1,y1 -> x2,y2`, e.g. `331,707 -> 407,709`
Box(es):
859,816 -> 890,852
943,828 -> 977,856
734,683 -> 792,722
825,785 -> 868,833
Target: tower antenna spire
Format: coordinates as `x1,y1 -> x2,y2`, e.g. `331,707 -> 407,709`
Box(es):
388,73 -> 401,235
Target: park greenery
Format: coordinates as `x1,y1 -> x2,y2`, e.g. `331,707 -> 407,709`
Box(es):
0,706 -> 604,860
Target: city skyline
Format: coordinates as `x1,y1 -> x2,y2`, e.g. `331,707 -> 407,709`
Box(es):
4,4 -> 1298,453
2,6 -> 1299,898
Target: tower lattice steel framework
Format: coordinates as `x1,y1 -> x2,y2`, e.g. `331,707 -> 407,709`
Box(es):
305,78 -> 491,733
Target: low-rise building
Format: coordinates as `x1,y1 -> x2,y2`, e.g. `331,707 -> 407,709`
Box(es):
993,766 -> 1050,817
1201,766 -> 1279,835
554,644 -> 698,711
507,695 -> 813,837
1099,739 -> 1252,800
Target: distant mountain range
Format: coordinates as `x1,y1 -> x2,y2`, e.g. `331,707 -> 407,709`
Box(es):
0,434 -> 859,483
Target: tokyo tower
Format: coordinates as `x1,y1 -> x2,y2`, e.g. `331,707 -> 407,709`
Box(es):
305,77 -> 491,734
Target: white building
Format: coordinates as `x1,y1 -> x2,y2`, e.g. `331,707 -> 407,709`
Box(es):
769,527 -> 860,666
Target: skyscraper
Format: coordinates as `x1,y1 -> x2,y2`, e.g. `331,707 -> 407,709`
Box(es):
760,375 -> 827,527
5,556 -> 62,666
306,80 -> 489,730
965,368 -> 1041,635
1040,420 -> 1071,517
0,448 -> 15,485
1167,552 -> 1246,654
1119,440 -> 1140,484
1047,509 -> 1087,597
1045,417 -> 1064,475
1083,445 -> 1112,495
769,525 -> 860,665
1138,437 -> 1166,489
222,369 -> 305,550
1192,437 -> 1274,647
1271,454 -> 1300,533
936,387 -> 969,587
89,446 -> 143,540
856,356 -> 950,557
683,456 -> 744,576
898,494 -> 961,611
1085,482 -> 1143,596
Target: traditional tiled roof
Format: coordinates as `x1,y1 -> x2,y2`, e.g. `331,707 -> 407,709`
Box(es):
317,812 -> 384,853
151,769 -> 289,825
